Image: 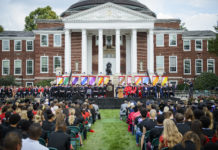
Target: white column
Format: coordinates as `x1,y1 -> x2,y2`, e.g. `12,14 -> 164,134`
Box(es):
148,29 -> 154,74
115,29 -> 121,74
98,29 -> 103,74
64,29 -> 71,74
131,29 -> 137,74
81,29 -> 87,74
87,35 -> 92,74
147,31 -> 150,72
126,35 -> 131,74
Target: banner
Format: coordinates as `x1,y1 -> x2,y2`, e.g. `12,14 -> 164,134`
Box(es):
63,76 -> 69,85
127,76 -> 132,84
135,76 -> 142,85
119,76 -> 125,85
89,76 -> 96,85
98,76 -> 104,86
104,76 -> 110,85
56,76 -> 63,85
81,76 -> 88,85
152,76 -> 159,86
72,76 -> 79,85
142,76 -> 149,84
161,76 -> 168,86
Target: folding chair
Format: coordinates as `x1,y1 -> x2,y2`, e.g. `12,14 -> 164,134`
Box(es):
48,147 -> 58,150
151,138 -> 159,150
38,137 -> 46,146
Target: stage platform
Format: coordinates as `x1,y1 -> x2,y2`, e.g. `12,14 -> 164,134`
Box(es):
88,97 -> 181,109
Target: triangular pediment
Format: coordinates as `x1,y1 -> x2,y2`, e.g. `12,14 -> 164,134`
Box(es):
63,2 -> 155,22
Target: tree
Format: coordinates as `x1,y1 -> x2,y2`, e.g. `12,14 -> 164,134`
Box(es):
180,22 -> 188,31
35,79 -> 53,87
24,6 -> 59,31
194,72 -> 218,90
208,34 -> 218,56
0,25 -> 3,32
0,75 -> 16,86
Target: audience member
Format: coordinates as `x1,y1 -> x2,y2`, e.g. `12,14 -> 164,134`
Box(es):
3,132 -> 22,150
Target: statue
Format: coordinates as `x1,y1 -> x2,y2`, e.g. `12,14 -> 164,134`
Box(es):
106,62 -> 112,75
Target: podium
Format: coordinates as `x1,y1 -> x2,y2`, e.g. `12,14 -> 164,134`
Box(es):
106,83 -> 114,98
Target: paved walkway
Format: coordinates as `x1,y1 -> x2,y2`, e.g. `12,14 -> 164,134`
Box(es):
81,109 -> 140,150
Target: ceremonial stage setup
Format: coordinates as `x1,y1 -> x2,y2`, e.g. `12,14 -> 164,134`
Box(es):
56,75 -> 168,86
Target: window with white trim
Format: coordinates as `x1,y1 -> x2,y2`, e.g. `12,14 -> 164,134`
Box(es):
156,56 -> 164,73
207,59 -> 215,73
183,40 -> 190,51
169,80 -> 178,86
40,56 -> 49,73
184,59 -> 191,75
156,34 -> 164,47
2,60 -> 10,75
26,82 -> 33,87
195,59 -> 203,74
26,60 -> 33,75
14,60 -> 22,75
14,40 -> 22,51
195,40 -> 202,51
26,40 -> 33,51
40,34 -> 48,47
53,56 -> 61,73
169,56 -> 177,73
54,34 -> 61,47
2,40 -> 10,51
106,35 -> 112,47
169,34 -> 177,46
95,36 -> 98,46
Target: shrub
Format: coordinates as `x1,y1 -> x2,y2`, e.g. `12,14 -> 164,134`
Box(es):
0,75 -> 16,86
35,79 -> 53,87
194,72 -> 218,90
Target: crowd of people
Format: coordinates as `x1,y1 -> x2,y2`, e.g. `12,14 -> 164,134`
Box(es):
120,99 -> 218,150
0,83 -> 175,100
0,97 -> 100,150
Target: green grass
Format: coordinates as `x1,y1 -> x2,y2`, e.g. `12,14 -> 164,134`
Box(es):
80,109 -> 140,150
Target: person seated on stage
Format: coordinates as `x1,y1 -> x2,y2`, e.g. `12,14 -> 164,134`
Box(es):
92,84 -> 99,98
124,84 -> 131,97
79,85 -> 86,98
116,84 -> 121,98
131,84 -> 137,97
137,84 -> 143,98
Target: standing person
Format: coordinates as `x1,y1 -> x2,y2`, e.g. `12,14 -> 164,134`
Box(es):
188,81 -> 193,98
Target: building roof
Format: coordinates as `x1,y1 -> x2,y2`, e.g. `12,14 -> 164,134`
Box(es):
183,31 -> 216,37
0,31 -> 34,37
35,27 -> 64,31
36,19 -> 63,24
155,19 -> 181,23
154,27 -> 181,31
61,0 -> 156,18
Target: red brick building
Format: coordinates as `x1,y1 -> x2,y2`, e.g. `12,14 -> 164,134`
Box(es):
0,0 -> 217,86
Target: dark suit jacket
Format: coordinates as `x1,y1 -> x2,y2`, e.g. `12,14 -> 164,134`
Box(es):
48,131 -> 71,150
176,123 -> 190,135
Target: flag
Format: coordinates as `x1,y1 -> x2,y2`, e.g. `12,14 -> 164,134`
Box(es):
161,76 -> 168,86
127,76 -> 132,84
89,76 -> 96,85
72,76 -> 79,85
98,76 -> 104,86
135,76 -> 142,85
63,77 -> 69,85
152,76 -> 159,86
104,76 -> 110,85
142,76 -> 149,84
119,76 -> 125,85
57,76 -> 63,85
81,76 -> 88,85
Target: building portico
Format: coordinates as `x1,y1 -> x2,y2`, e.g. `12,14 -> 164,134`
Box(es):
63,2 -> 155,75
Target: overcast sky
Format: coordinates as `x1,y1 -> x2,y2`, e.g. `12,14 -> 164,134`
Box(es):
0,0 -> 217,31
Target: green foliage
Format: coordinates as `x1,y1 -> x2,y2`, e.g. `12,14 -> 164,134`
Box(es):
194,72 -> 218,90
0,75 -> 16,86
24,6 -> 59,31
176,83 -> 187,90
35,79 -> 53,87
180,22 -> 188,31
0,25 -> 3,32
208,34 -> 218,56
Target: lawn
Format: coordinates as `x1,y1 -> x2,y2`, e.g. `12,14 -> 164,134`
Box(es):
81,109 -> 140,150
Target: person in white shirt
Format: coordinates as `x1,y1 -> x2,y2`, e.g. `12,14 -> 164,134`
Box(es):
21,123 -> 48,150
